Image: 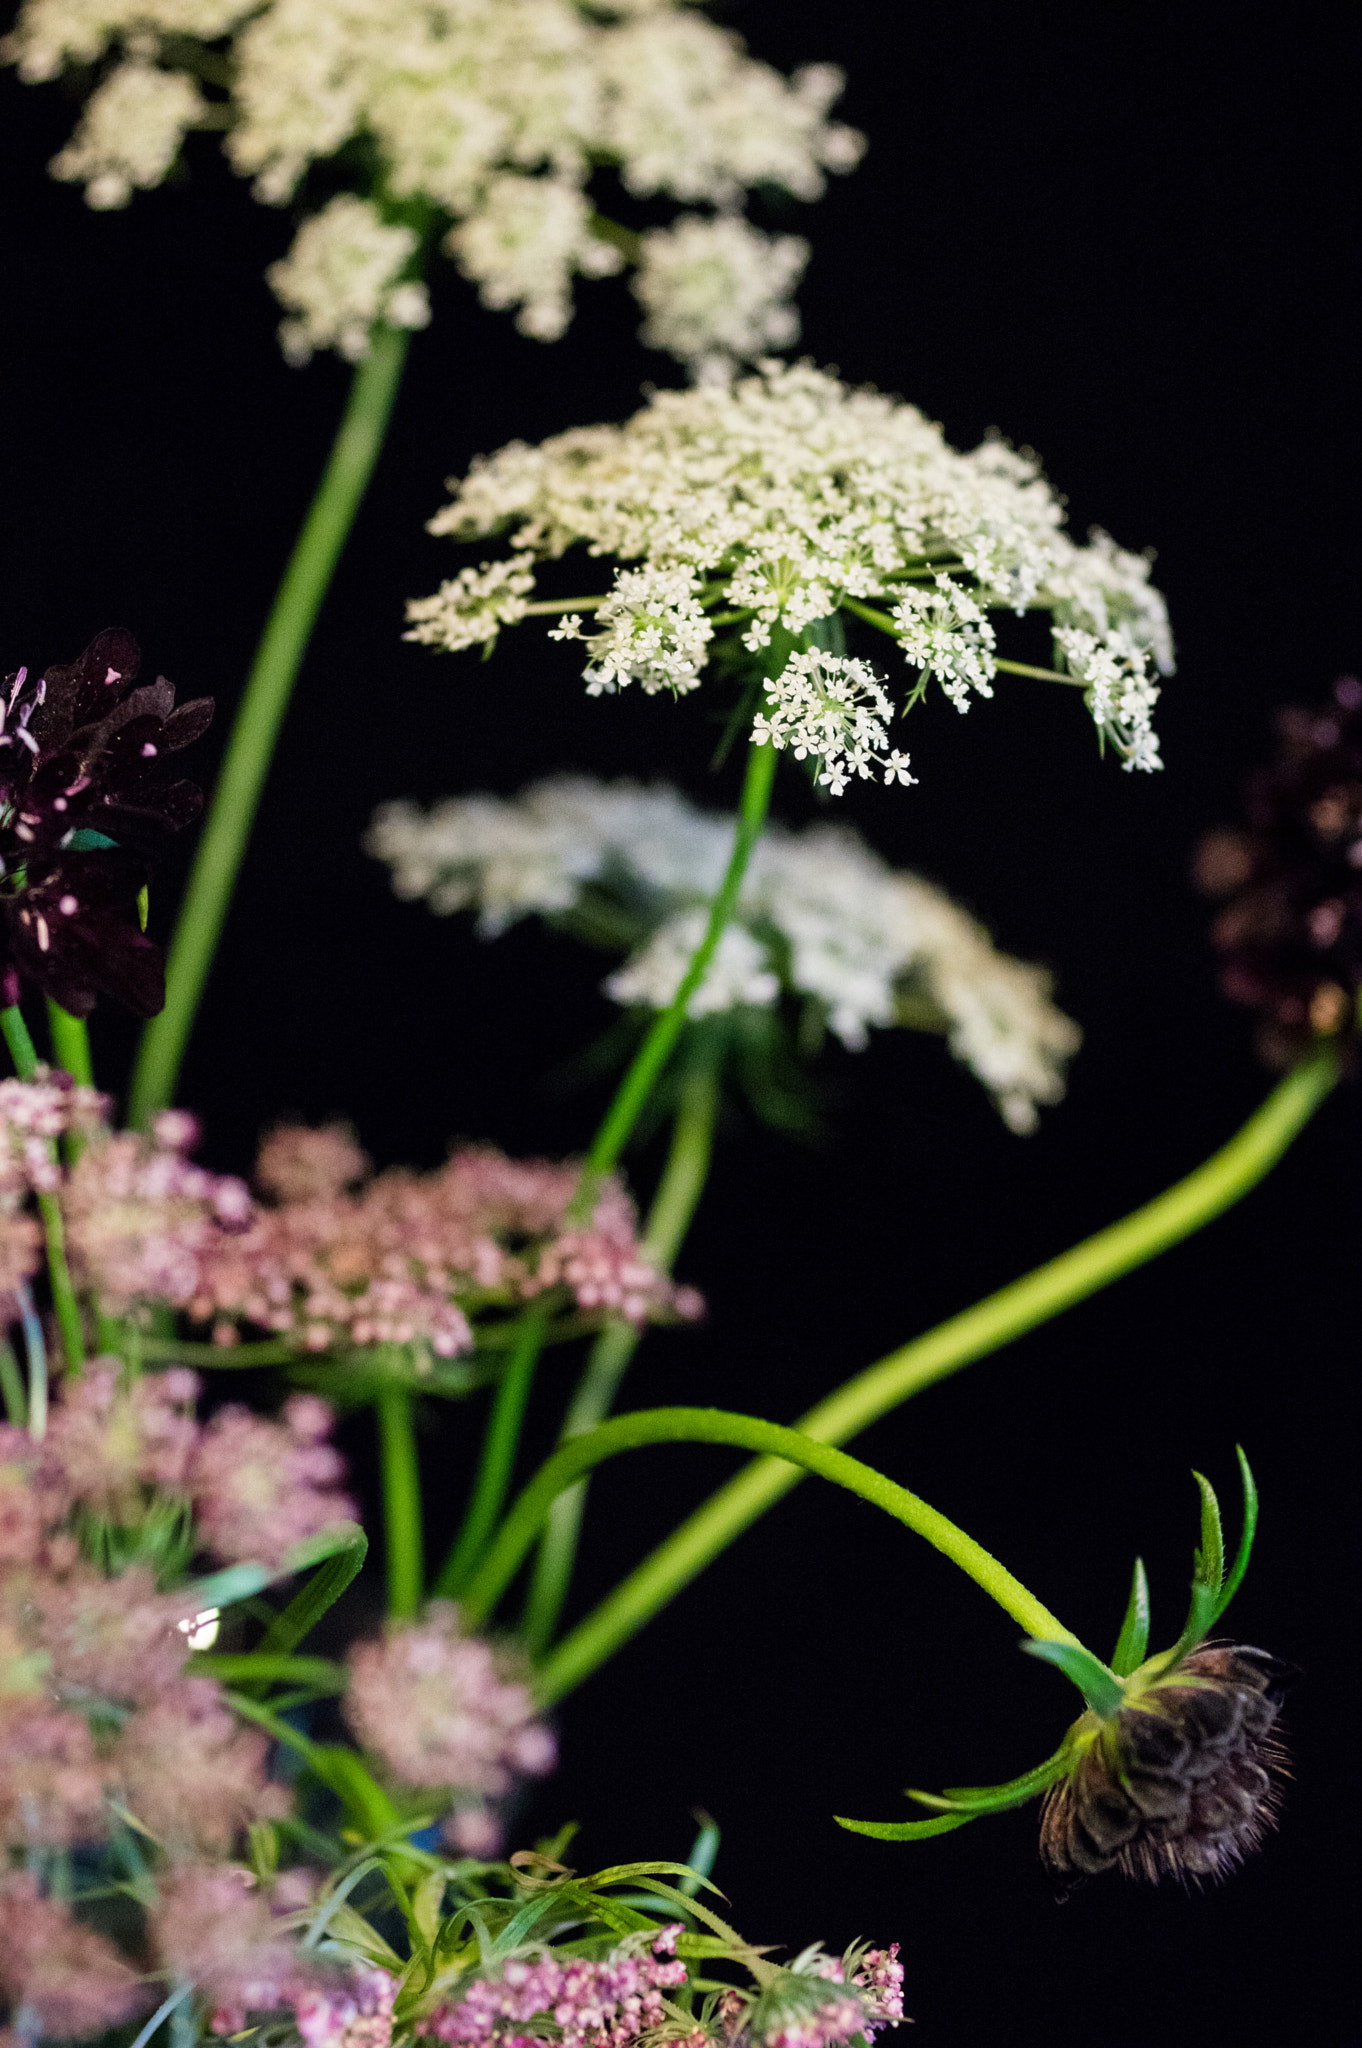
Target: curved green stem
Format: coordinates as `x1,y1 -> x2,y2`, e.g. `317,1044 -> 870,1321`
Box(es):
2,1004 -> 86,1371
435,1303 -> 551,1599
128,327 -> 411,1127
539,1044 -> 1337,1703
580,738 -> 775,1185
523,1059 -> 720,1651
376,1382 -> 424,1619
458,1407 -> 1086,1676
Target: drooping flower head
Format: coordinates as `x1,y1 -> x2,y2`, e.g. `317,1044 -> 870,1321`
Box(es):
367,777 -> 1081,1133
1194,674 -> 1362,1062
0,629 -> 213,1016
5,1 -> 861,374
408,362 -> 1172,785
838,1453 -> 1291,1888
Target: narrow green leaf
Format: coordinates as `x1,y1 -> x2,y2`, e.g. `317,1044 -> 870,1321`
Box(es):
833,1812 -> 976,1841
1021,1638 -> 1124,1718
1191,1471 -> 1225,1596
176,1560 -> 273,1611
913,1744 -> 1071,1815
1111,1557 -> 1151,1677
679,1814 -> 720,1898
172,1523 -> 368,1633
1212,1445 -> 1259,1625
253,1527 -> 369,1664
187,1652 -> 345,1693
1163,1575 -> 1222,1670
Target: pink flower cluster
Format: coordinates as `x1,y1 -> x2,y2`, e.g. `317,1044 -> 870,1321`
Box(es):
344,1602 -> 556,1847
0,1068 -> 105,1301
14,1361 -> 353,1567
0,1870 -> 144,2042
421,1928 -> 688,2048
758,1948 -> 905,2048
63,1109 -> 252,1312
295,1963 -> 399,2048
180,1130 -> 699,1357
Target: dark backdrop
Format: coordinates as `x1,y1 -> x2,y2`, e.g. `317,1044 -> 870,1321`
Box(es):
1,6 -> 1358,2044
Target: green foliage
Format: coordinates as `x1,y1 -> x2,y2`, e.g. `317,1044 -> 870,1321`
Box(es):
1110,1557 -> 1151,1677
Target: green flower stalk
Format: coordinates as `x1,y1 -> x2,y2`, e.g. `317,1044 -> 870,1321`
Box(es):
840,1451 -> 1292,1887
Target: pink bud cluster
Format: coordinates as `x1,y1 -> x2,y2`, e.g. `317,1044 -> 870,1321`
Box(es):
0,1870 -> 144,2043
344,1603 -> 556,1847
420,1928 -> 688,2048
9,1361 -> 353,1568
181,1129 -> 699,1356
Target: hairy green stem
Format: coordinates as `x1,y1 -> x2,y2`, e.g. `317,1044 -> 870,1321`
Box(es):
376,1383 -> 424,1619
128,327 -> 410,1126
435,1303 -> 551,1599
581,739 -> 776,1186
459,1407 -> 1086,1673
2,1004 -> 86,1370
523,1060 -> 720,1651
539,1045 -> 1337,1703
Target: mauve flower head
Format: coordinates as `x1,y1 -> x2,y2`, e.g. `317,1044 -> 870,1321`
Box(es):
0,1871 -> 145,2041
420,1927 -> 687,2048
0,1692 -> 108,1849
294,1964 -> 398,2048
114,1675 -> 289,1853
187,1394 -> 354,1566
0,629 -> 213,1016
151,1861 -> 312,2031
736,1945 -> 904,2048
256,1120 -> 371,1202
344,1601 -> 556,1809
1195,674 -> 1362,1062
1039,1643 -> 1291,1886
63,1118 -> 253,1315
27,1558 -> 187,1703
38,1358 -> 201,1522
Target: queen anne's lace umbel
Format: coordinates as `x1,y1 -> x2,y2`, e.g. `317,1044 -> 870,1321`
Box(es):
410,362 -> 1173,776
367,777 -> 1082,1133
4,0 -> 861,371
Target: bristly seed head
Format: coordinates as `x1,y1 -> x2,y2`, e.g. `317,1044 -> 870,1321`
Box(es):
1039,1644 -> 1293,1887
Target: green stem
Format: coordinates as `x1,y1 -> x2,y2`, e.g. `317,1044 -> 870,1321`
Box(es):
434,1304 -> 550,1600
2,1005 -> 86,1371
45,1000 -> 94,1085
376,1383 -> 424,1619
458,1407 -> 1086,1674
539,1044 -> 1338,1703
581,738 -> 776,1185
127,327 -> 411,1127
0,1341 -> 25,1427
523,1060 -> 720,1651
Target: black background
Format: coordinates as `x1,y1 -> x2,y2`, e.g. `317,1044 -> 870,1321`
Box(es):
1,6 -> 1358,2043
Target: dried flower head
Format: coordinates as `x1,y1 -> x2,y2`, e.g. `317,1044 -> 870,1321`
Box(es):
1195,674 -> 1362,1062
409,361 -> 1171,780
0,629 -> 212,1016
1038,1644 -> 1290,1885
5,1 -> 860,371
367,778 -> 1081,1132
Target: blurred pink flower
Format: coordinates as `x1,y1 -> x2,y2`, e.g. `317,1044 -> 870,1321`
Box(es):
0,1695 -> 108,1849
151,1862 -> 309,2030
64,1121 -> 252,1313
39,1359 -> 201,1521
420,1929 -> 686,2048
344,1602 -> 555,1804
0,1872 -> 143,2040
256,1121 -> 371,1202
113,1677 -> 289,1853
187,1394 -> 354,1566
294,1965 -> 398,2048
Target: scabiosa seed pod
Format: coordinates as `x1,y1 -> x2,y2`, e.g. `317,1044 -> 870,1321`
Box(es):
1038,1644 -> 1292,1886
1194,674 -> 1362,1063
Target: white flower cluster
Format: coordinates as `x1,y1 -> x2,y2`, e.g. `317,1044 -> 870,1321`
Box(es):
545,566 -> 712,694
365,777 -> 1082,1132
267,195 -> 431,365
413,360 -> 1174,775
751,648 -> 914,796
634,215 -> 808,380
404,554 -> 538,656
5,0 -> 861,369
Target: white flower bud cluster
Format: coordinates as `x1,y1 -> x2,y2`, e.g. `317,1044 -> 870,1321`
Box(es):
633,214 -> 808,380
266,195 -> 431,365
366,776 -> 1082,1132
751,649 -> 913,797
5,0 -> 861,368
1053,627 -> 1162,773
414,361 -> 1173,774
543,566 -> 713,695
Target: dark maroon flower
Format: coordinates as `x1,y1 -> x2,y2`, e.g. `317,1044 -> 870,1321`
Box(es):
1038,1644 -> 1291,1886
0,629 -> 213,1017
1194,675 -> 1362,1063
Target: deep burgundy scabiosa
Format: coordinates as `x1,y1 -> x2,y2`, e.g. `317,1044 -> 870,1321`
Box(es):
1038,1644 -> 1291,1885
1194,675 -> 1362,1062
0,627 -> 213,1017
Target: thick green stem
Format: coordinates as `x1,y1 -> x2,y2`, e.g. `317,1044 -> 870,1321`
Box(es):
523,1061 -> 720,1651
539,1044 -> 1337,1703
45,1000 -> 94,1085
2,1004 -> 86,1371
435,1304 -> 550,1600
459,1407 -> 1086,1677
581,739 -> 775,1185
128,327 -> 410,1127
376,1384 -> 424,1619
